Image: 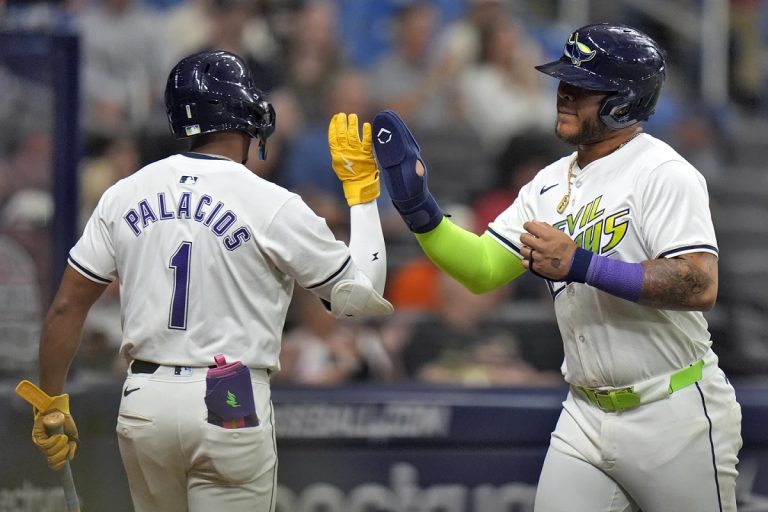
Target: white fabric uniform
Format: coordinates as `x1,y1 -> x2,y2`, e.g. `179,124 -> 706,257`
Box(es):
487,134 -> 742,512
69,152 -> 388,512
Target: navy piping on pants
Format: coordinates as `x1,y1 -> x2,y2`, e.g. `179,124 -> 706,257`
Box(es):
695,381 -> 724,512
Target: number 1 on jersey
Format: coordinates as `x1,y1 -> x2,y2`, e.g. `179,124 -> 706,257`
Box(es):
169,241 -> 191,330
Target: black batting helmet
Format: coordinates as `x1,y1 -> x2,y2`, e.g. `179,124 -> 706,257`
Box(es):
165,51 -> 276,158
536,23 -> 665,129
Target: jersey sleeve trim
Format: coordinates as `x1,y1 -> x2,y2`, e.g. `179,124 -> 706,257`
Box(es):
68,256 -> 113,284
306,255 -> 352,289
486,227 -> 523,258
657,244 -> 719,259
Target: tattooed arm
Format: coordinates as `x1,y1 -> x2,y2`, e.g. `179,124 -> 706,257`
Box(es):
520,221 -> 718,311
639,252 -> 718,311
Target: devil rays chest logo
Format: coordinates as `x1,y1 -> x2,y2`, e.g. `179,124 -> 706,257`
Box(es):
564,32 -> 596,66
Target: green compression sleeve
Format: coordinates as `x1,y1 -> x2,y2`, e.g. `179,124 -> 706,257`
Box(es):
415,217 -> 526,293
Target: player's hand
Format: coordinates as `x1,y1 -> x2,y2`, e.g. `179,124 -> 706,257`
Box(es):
520,220 -> 578,281
31,394 -> 79,471
371,110 -> 444,233
328,112 -> 380,206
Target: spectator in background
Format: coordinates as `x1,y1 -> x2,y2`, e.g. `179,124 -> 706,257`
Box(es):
276,59 -> 411,247
163,0 -> 215,64
77,0 -> 170,141
459,17 -> 553,156
198,0 -> 279,93
0,188 -> 53,303
368,0 -> 464,131
0,232 -> 41,381
384,203 -> 560,385
394,270 -> 560,386
0,129 -> 53,202
78,137 -> 140,226
278,0 -> 345,126
729,0 -> 765,109
435,0 -> 508,70
473,132 -> 569,232
387,255 -> 440,313
281,68 -> 373,203
0,66 -> 53,203
0,65 -> 51,163
387,203 -> 475,316
278,286 -> 393,386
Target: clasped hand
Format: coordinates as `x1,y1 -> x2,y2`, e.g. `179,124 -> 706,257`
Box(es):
520,220 -> 577,281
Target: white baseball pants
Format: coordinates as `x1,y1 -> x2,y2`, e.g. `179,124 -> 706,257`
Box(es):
535,357 -> 742,511
116,365 -> 277,512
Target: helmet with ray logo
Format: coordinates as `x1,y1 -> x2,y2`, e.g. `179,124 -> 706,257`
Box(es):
536,23 -> 665,129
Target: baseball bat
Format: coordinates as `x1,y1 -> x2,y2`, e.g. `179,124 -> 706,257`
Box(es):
43,411 -> 81,512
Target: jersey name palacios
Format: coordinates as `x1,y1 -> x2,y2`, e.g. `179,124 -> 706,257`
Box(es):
70,153 -> 351,371
488,134 -> 718,388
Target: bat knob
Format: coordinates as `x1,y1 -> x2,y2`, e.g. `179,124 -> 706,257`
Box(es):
42,411 -> 66,434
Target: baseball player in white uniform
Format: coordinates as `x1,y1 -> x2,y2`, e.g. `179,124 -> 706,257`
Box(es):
30,51 -> 392,512
371,24 -> 742,512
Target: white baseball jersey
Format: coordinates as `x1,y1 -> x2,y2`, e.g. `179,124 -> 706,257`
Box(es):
487,133 -> 718,388
70,152 -> 357,371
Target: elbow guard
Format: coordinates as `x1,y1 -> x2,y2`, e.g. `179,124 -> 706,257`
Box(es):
329,274 -> 394,318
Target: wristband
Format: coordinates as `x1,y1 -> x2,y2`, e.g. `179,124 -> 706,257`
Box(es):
565,247 -> 594,283
567,247 -> 644,302
391,192 -> 444,233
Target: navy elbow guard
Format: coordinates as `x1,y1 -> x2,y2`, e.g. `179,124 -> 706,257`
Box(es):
389,188 -> 444,234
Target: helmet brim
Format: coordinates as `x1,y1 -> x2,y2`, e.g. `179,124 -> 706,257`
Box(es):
535,59 -> 622,92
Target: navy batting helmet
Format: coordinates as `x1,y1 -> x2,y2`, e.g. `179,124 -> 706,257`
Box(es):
536,23 -> 665,129
165,51 -> 276,158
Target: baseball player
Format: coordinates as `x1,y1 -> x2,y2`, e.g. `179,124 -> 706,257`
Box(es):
372,24 -> 742,512
30,50 -> 392,512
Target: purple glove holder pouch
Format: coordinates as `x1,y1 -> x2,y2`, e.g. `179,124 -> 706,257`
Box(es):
204,355 -> 258,428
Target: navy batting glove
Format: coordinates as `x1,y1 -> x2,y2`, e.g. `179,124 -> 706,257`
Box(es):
372,110 -> 444,233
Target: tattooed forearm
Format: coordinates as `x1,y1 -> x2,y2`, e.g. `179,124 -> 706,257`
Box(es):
638,254 -> 718,311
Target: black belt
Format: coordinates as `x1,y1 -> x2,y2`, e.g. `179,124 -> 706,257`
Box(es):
131,359 -> 270,376
130,360 -> 161,374
130,360 -> 216,374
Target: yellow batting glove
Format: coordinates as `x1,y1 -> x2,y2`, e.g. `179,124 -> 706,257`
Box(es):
31,394 -> 79,471
328,112 -> 380,206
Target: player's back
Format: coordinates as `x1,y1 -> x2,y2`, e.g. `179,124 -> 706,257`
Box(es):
87,153 -> 325,369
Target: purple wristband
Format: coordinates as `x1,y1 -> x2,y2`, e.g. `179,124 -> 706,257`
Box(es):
584,252 -> 644,302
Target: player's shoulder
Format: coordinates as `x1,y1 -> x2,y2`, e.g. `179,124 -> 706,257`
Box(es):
98,156 -> 167,200
633,133 -> 691,169
633,134 -> 703,179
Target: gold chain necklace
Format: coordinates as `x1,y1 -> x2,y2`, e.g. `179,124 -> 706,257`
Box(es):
556,159 -> 577,214
556,131 -> 642,214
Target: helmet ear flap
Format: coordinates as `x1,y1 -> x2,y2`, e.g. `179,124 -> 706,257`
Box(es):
599,93 -> 637,130
599,80 -> 663,130
255,101 -> 275,160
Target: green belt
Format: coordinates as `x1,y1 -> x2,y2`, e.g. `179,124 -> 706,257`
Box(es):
577,359 -> 704,412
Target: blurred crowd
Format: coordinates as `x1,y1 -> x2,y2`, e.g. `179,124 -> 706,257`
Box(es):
0,0 -> 767,386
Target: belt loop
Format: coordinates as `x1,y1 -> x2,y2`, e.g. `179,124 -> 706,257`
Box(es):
668,359 -> 704,393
